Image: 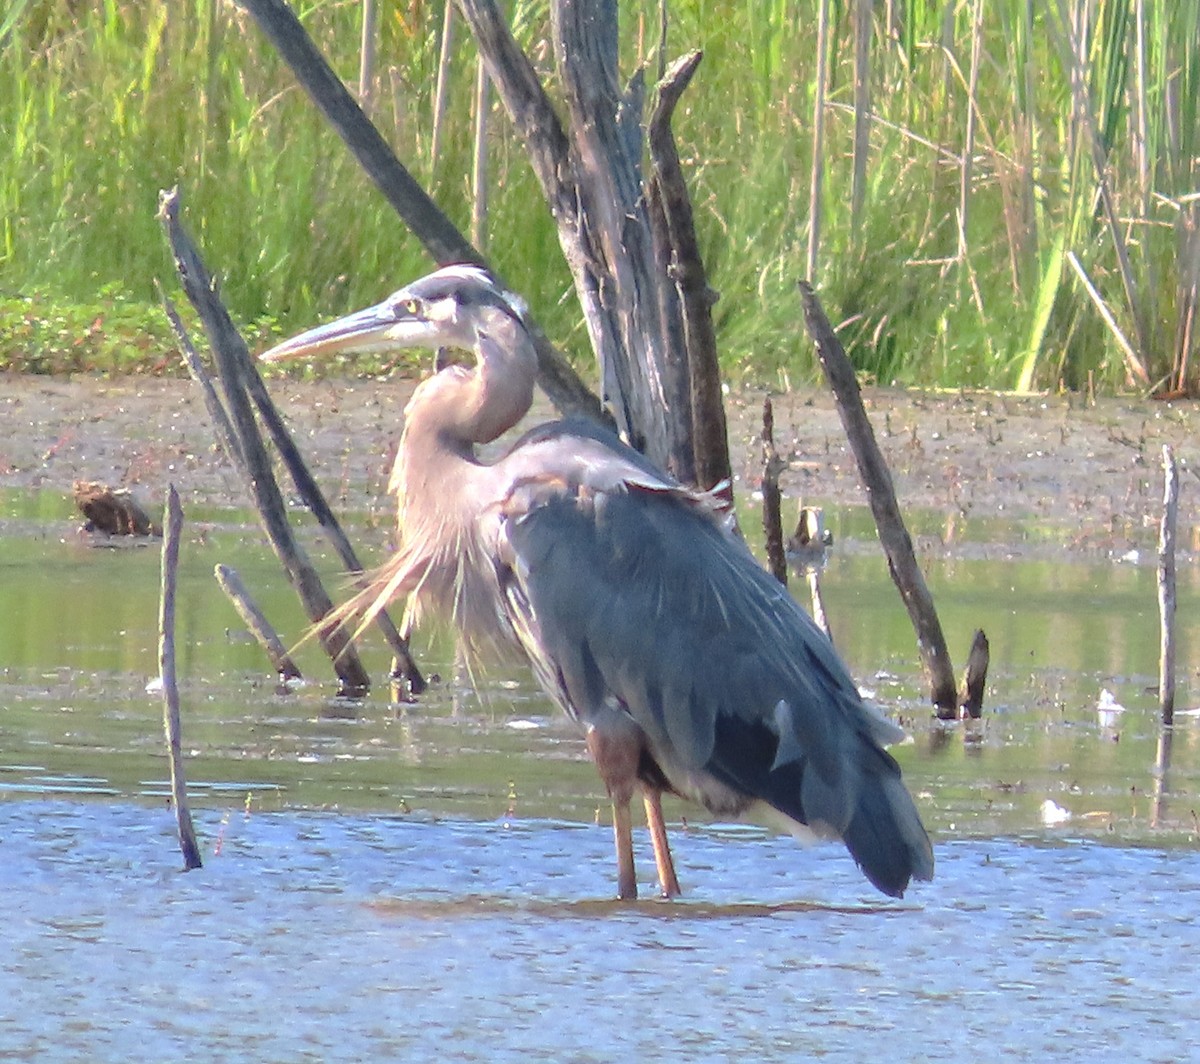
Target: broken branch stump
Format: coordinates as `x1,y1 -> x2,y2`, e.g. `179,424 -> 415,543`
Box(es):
958,629 -> 990,719
760,396 -> 787,586
788,507 -> 833,641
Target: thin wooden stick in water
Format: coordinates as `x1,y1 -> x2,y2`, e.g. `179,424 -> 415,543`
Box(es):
159,484 -> 202,870
215,564 -> 303,683
1158,444 -> 1179,725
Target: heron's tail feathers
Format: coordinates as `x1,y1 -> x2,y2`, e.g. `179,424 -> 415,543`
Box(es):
761,731 -> 933,898
836,746 -> 934,898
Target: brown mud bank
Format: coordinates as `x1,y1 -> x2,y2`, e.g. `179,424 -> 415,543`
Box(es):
1,372 -> 1195,557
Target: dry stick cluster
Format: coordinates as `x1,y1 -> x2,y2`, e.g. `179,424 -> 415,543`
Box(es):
157,189 -> 423,698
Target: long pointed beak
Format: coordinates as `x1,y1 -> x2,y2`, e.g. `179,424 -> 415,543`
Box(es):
259,296 -> 437,364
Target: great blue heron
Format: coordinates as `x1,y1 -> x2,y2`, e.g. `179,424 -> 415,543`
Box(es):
262,265 -> 934,900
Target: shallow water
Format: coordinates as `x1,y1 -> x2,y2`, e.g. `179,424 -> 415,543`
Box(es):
1,488 -> 1199,1060
3,803 -> 1198,1063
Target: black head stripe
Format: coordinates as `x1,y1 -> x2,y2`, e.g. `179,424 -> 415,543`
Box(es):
405,265 -> 526,325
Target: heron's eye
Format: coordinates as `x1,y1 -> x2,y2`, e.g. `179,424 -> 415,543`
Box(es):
396,297 -> 421,317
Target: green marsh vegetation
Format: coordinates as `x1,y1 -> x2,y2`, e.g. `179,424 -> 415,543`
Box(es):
2,1 -> 1197,392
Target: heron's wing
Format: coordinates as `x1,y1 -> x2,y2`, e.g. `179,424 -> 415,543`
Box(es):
497,479 -> 933,897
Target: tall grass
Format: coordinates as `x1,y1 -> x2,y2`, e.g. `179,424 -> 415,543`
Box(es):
2,0 -> 1197,392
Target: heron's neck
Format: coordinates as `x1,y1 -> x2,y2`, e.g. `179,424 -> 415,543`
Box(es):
462,314 -> 537,445
390,311 -> 536,515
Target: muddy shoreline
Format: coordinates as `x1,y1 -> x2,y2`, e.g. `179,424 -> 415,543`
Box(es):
2,372 -> 1195,557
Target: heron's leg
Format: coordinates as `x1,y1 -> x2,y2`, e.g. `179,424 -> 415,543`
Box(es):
642,789 -> 681,898
585,719 -> 641,901
611,798 -> 638,901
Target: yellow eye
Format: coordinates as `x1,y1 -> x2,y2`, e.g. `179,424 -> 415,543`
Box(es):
400,298 -> 421,316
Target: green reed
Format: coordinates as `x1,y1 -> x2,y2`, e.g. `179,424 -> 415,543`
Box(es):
2,1 -> 1197,391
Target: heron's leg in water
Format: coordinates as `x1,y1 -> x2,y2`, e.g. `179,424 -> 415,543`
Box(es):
610,799 -> 638,901
585,718 -> 642,901
642,789 -> 681,898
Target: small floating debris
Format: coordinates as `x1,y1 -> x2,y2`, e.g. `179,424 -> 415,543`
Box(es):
505,718 -> 544,731
1040,799 -> 1073,826
1096,688 -> 1126,730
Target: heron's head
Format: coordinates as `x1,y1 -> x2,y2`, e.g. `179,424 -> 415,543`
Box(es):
260,265 -> 528,366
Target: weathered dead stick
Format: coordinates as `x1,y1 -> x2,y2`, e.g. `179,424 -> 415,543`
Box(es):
1158,444 -> 1179,725
158,188 -> 371,695
159,484 -> 202,870
798,281 -> 958,715
215,563 -> 303,683
237,0 -> 600,423
760,396 -> 788,586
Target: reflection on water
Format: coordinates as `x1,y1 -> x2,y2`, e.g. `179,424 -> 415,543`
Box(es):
1,488 -> 1199,1059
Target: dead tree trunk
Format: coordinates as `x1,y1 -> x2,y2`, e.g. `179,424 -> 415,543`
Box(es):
457,0 -> 731,489
798,281 -> 959,716
648,51 -> 730,494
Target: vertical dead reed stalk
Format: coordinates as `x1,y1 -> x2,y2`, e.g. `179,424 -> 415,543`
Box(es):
159,484 -> 202,870
1157,444 -> 1179,724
